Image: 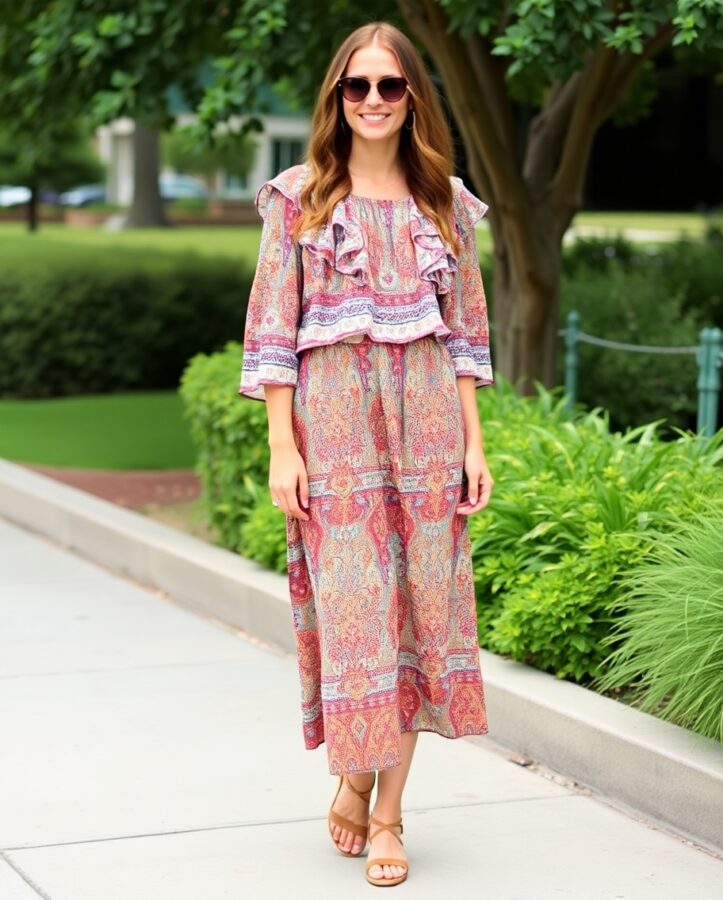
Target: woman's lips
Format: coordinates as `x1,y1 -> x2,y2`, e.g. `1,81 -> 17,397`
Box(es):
359,113 -> 390,125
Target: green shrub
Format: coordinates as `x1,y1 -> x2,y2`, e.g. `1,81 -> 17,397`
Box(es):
592,500 -> 723,742
179,341 -> 271,554
471,405 -> 723,683
0,250 -> 250,398
558,237 -> 723,433
559,260 -> 703,433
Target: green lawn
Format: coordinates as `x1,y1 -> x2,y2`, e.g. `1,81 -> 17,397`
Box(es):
0,210 -> 712,267
0,391 -> 196,469
0,222 -> 260,264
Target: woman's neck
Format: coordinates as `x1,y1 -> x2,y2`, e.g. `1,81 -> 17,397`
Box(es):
347,136 -> 403,183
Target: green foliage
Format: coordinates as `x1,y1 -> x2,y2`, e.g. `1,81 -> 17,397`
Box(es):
179,347 -> 723,710
592,500 -> 723,742
0,252 -> 249,398
0,121 -> 104,192
470,402 -> 723,683
559,238 -> 723,432
240,479 -> 290,573
179,342 -> 271,555
162,126 -> 258,184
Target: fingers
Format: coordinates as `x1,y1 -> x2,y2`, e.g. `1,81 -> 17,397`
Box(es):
270,485 -> 310,520
457,471 -> 494,516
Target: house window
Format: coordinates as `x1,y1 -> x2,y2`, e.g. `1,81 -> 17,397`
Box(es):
272,139 -> 304,174
224,172 -> 249,192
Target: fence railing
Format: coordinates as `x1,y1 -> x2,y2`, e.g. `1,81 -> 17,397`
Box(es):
560,310 -> 722,437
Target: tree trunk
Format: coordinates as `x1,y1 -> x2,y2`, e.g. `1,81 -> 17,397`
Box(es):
27,181 -> 38,233
491,239 -> 562,393
397,0 -> 671,393
124,122 -> 168,228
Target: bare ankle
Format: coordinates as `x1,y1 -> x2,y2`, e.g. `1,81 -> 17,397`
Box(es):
372,800 -> 402,822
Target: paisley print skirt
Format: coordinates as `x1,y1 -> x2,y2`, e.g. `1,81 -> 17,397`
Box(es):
286,334 -> 489,774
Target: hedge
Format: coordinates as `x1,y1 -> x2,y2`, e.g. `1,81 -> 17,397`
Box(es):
0,249 -> 250,398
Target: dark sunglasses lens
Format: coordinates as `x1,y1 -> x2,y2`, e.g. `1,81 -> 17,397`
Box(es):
378,78 -> 407,102
341,77 -> 370,102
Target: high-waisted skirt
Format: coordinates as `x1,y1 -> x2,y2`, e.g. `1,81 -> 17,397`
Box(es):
285,333 -> 489,774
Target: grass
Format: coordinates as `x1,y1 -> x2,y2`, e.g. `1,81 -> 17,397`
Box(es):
0,211 -> 712,267
0,222 -> 260,264
0,391 -> 196,469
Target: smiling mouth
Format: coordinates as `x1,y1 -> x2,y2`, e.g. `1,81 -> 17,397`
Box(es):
359,114 -> 390,121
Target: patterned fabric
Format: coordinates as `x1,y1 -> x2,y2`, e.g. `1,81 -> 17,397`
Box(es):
238,162 -> 493,401
286,334 -> 489,774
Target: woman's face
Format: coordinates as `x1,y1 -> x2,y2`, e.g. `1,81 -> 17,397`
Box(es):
340,44 -> 411,143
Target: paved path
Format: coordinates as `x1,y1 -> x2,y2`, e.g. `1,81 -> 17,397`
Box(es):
1,516 -> 721,900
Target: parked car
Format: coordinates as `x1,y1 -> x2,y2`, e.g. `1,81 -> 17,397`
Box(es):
160,174 -> 208,201
58,184 -> 107,207
0,185 -> 31,207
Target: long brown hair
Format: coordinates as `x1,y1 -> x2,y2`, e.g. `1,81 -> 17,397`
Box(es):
292,21 -> 462,257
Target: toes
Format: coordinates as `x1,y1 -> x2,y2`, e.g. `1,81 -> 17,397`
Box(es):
341,829 -> 354,852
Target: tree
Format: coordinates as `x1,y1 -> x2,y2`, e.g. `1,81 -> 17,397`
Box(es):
191,0 -> 723,391
0,122 -> 104,232
0,1 -> 242,227
4,2 -> 721,382
162,126 -> 258,192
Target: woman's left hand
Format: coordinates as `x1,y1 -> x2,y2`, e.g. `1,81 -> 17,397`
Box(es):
456,443 -> 494,515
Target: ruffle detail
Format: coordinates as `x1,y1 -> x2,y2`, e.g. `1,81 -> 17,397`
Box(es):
450,175 -> 489,233
408,201 -> 458,298
254,164 -> 489,297
254,163 -> 308,221
297,197 -> 369,286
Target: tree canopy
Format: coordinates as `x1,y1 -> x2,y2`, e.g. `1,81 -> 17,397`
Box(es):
1,0 -> 720,384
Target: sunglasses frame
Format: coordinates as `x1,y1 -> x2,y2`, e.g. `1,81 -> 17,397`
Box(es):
337,75 -> 410,104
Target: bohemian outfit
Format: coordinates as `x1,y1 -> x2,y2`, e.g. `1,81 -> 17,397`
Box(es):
239,162 -> 493,774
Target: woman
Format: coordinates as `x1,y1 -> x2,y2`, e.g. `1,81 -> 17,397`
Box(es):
239,20 -> 494,888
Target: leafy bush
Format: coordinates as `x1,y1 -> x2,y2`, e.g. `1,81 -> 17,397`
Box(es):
0,251 -> 250,398
558,237 -> 723,433
179,341 -> 270,555
470,394 -> 723,683
592,500 -> 723,742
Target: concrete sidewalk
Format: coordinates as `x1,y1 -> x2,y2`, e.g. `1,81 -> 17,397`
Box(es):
1,516 -> 721,900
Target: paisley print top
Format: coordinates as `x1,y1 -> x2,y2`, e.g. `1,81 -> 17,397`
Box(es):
238,162 -> 493,401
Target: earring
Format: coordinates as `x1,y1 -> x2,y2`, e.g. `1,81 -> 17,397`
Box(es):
405,108 -> 415,130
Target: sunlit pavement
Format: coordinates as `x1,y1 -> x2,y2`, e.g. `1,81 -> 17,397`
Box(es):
1,516 -> 721,900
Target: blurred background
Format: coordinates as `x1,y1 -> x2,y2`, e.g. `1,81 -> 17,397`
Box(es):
0,2 -> 720,530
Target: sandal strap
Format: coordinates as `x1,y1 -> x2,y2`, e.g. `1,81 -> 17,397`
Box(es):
343,773 -> 375,802
328,809 -> 368,839
368,814 -> 404,844
366,857 -> 408,873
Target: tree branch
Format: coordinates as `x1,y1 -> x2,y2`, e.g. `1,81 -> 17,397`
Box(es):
549,44 -> 619,231
464,32 -> 518,163
523,72 -> 582,193
597,21 -> 675,121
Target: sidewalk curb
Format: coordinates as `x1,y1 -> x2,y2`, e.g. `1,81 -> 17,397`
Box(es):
1,458 -> 721,853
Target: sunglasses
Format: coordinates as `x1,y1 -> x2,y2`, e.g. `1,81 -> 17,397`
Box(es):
337,76 -> 409,103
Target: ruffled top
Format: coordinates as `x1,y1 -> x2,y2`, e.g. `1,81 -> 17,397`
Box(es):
239,162 -> 492,402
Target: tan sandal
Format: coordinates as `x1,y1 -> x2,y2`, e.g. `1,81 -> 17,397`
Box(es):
365,814 -> 408,887
327,773 -> 376,857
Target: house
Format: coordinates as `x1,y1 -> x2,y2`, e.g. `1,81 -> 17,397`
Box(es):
96,82 -> 310,206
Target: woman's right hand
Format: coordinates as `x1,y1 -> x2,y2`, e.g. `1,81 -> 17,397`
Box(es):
269,441 -> 310,520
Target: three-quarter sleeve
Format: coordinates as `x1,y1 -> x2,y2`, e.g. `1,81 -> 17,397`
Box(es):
440,179 -> 494,388
238,182 -> 302,402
